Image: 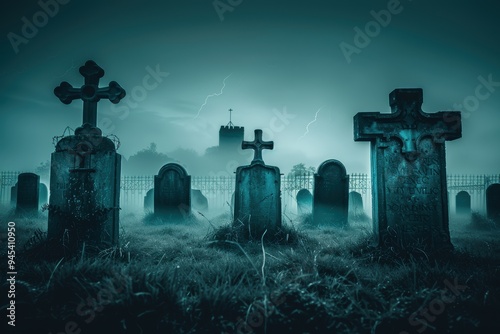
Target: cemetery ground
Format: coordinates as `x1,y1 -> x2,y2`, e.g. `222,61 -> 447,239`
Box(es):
2,208 -> 500,334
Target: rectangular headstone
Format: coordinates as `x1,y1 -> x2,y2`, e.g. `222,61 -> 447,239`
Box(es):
154,163 -> 191,218
486,184 -> 500,223
313,160 -> 349,226
354,89 -> 461,251
16,173 -> 40,214
233,129 -> 281,238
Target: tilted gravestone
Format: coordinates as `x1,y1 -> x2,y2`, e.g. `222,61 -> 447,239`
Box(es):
354,88 -> 461,250
39,183 -> 48,207
348,191 -> 364,219
313,160 -> 349,227
486,184 -> 500,223
48,60 -> 125,250
191,189 -> 209,214
233,129 -> 281,238
16,173 -> 40,214
154,163 -> 191,219
296,189 -> 313,215
144,188 -> 154,212
455,191 -> 471,215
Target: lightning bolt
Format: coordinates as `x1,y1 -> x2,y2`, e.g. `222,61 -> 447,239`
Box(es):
54,61 -> 77,78
298,106 -> 324,140
194,74 -> 232,119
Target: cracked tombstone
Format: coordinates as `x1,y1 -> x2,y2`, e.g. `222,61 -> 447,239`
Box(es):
296,189 -> 312,215
312,160 -> 349,227
348,191 -> 365,220
16,173 -> 40,215
233,129 -> 281,239
455,191 -> 471,216
354,88 -> 462,251
48,60 -> 125,251
486,184 -> 500,223
154,163 -> 191,220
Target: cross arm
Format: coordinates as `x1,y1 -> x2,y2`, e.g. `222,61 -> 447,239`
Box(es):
54,82 -> 82,104
95,81 -> 126,104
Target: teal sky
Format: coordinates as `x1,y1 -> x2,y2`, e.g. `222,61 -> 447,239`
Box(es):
0,0 -> 499,175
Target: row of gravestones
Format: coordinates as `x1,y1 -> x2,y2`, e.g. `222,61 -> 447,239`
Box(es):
40,60 -> 500,253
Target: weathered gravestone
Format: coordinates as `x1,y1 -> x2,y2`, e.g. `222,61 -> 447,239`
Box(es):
349,191 -> 365,219
144,188 -> 154,212
154,163 -> 191,219
191,189 -> 208,214
233,129 -> 281,238
10,185 -> 17,207
16,173 -> 40,214
39,183 -> 48,207
486,184 -> 500,223
296,189 -> 313,215
354,88 -> 461,250
455,191 -> 471,215
48,60 -> 125,250
313,160 -> 349,227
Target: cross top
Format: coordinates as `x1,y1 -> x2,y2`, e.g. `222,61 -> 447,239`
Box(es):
54,60 -> 126,127
354,88 -> 461,162
242,129 -> 274,165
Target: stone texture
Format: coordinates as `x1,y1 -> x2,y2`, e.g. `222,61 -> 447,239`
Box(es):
354,88 -> 461,250
154,163 -> 191,219
313,159 -> 349,227
16,173 -> 40,214
296,189 -> 313,215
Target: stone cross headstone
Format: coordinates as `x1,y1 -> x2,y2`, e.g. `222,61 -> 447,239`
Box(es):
296,189 -> 313,215
354,88 -> 461,251
191,189 -> 209,214
233,129 -> 281,238
16,173 -> 40,214
486,184 -> 500,223
144,188 -> 154,212
348,191 -> 365,219
455,191 -> 471,215
39,183 -> 48,207
48,60 -> 125,251
312,160 -> 349,227
154,163 -> 191,219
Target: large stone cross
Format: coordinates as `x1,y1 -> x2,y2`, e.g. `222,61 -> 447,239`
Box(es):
242,129 -> 274,165
54,60 -> 126,127
354,89 -> 461,159
353,88 -> 462,251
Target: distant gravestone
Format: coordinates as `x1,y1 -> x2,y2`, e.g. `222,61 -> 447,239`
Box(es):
10,185 -> 17,207
354,88 -> 461,251
39,183 -> 48,207
144,189 -> 154,212
312,160 -> 349,227
16,173 -> 40,214
455,191 -> 471,215
234,129 -> 281,238
191,189 -> 208,214
154,163 -> 191,218
296,189 -> 313,215
48,60 -> 125,250
348,191 -> 364,219
486,184 -> 500,223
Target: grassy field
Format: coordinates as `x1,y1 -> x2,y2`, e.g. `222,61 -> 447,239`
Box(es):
1,207 -> 500,334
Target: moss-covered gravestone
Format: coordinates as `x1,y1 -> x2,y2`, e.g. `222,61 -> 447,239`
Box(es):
48,60 -> 125,251
354,88 -> 461,251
